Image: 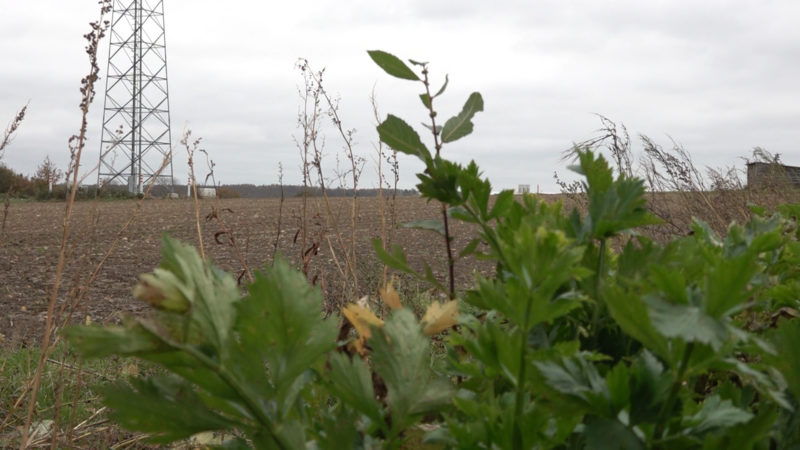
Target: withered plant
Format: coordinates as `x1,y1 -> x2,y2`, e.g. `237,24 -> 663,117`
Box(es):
294,58 -> 366,308
559,115 -> 800,242
0,104 -> 27,244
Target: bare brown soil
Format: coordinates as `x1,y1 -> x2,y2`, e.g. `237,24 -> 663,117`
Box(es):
0,196 -> 494,349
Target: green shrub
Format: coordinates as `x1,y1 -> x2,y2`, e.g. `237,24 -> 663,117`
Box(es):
64,51 -> 800,449
0,164 -> 33,196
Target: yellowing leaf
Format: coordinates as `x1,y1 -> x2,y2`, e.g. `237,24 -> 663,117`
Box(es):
421,300 -> 459,335
356,295 -> 370,309
133,270 -> 190,313
343,304 -> 384,354
380,279 -> 403,311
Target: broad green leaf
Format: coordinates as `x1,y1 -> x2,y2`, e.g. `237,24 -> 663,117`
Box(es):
434,74 -> 449,97
237,256 -> 338,401
372,239 -> 446,292
645,295 -> 728,350
101,376 -> 235,444
583,417 -> 645,450
570,150 -> 612,194
604,286 -> 670,361
605,362 -> 631,413
628,351 -> 672,424
416,158 -> 464,204
766,319 -> 800,402
313,406 -> 365,450
448,205 -> 475,223
488,190 -> 515,220
458,238 -> 481,258
401,218 -> 445,236
68,317 -> 244,404
441,92 -> 484,143
327,353 -> 384,425
372,239 -> 415,274
705,254 -> 757,318
156,235 -> 239,352
419,93 -> 432,109
450,316 -> 525,385
133,269 -> 190,313
534,354 -> 608,411
682,396 -> 753,435
367,50 -> 420,81
691,219 -> 724,247
422,260 -> 448,293
63,320 -> 167,358
369,309 -> 453,431
572,150 -> 660,240
719,357 -> 791,410
699,406 -> 777,450
377,115 -> 431,161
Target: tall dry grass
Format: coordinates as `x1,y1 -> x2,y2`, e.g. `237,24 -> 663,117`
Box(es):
559,115 -> 800,242
293,59 -> 400,312
0,2 -> 177,447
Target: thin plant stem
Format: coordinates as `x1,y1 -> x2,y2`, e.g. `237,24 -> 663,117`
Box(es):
201,150 -> 254,283
590,238 -> 607,342
371,89 -> 392,289
272,162 -> 285,262
0,104 -> 27,157
183,130 -> 206,260
20,5 -> 111,447
656,342 -> 695,439
512,291 -> 535,449
420,65 -> 456,299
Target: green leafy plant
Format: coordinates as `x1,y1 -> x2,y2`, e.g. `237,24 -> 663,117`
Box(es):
369,49 -> 484,299
64,236 -> 452,448
63,50 -> 800,449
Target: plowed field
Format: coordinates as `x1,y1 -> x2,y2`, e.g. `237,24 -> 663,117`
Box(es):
0,196 -> 493,348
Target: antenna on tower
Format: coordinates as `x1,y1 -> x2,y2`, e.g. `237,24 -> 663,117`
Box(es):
98,0 -> 174,195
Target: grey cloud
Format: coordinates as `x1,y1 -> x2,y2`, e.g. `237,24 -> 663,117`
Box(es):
3,1 -> 800,193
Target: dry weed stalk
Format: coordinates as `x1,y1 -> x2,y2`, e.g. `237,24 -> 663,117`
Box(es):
0,104 -> 28,245
370,89 -> 399,288
200,148 -> 254,284
0,104 -> 27,160
295,59 -> 365,305
3,154 -> 173,447
182,129 -> 207,260
562,116 -> 800,241
0,190 -> 10,245
20,3 -> 112,448
294,61 -> 318,277
322,80 -> 365,296
272,162 -> 285,262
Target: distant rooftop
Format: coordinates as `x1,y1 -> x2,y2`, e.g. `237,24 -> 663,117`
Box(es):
746,162 -> 800,189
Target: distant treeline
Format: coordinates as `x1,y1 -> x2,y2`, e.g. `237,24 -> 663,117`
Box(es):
200,184 -> 419,199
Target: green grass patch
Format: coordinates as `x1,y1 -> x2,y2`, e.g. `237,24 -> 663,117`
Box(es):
0,342 -> 157,447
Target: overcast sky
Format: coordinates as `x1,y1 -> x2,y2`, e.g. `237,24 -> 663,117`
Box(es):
1,0 -> 799,192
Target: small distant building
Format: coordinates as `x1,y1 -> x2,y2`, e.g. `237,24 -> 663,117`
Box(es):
197,187 -> 217,199
747,162 -> 800,190
518,184 -> 530,194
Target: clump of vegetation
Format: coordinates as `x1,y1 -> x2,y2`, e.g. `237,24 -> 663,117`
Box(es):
2,5 -> 798,448
556,115 -> 800,242
54,51 -> 800,450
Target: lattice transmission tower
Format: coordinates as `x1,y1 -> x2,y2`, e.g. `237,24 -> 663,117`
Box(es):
98,0 -> 174,194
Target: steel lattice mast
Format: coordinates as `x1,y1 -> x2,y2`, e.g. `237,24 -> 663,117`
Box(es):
98,0 -> 173,194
